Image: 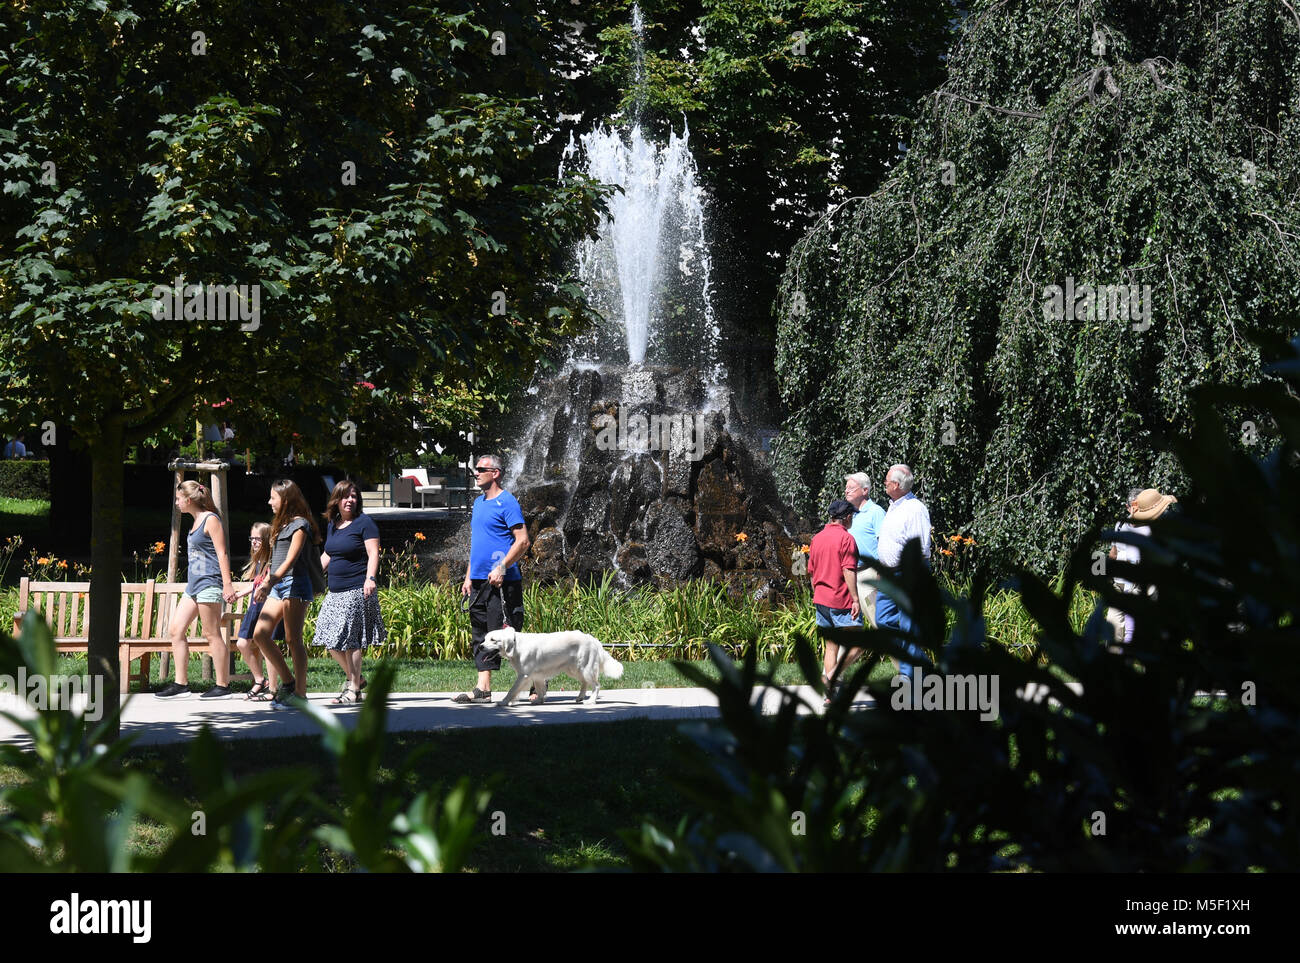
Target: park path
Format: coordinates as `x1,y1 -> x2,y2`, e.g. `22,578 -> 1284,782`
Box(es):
0,685 -> 854,746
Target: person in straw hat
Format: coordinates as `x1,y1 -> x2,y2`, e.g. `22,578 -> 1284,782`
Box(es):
1112,488 -> 1178,645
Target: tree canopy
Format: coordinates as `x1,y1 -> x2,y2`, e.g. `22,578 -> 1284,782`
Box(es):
0,0 -> 609,461
530,0 -> 957,416
774,0 -> 1300,575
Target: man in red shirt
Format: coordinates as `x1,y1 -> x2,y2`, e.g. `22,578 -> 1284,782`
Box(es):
808,499 -> 864,702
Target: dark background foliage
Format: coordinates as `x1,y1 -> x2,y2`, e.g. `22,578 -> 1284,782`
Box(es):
522,0 -> 957,422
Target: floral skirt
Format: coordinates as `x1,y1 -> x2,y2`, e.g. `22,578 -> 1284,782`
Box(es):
314,587 -> 385,652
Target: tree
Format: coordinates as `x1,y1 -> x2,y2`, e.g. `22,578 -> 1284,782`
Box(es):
0,0 -> 609,735
774,0 -> 1300,576
528,1 -> 958,417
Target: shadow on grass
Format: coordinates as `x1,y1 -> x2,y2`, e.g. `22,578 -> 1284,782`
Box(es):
122,718 -> 691,872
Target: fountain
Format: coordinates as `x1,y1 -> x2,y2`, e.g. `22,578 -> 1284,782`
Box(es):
431,7 -> 800,595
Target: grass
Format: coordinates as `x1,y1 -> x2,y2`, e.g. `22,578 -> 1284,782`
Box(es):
49,652 -> 897,693
0,497 -> 49,516
3,719 -> 695,872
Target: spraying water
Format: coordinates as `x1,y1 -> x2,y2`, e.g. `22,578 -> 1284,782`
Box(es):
557,6 -> 719,385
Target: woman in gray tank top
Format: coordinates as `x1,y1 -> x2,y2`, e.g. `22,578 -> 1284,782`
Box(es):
156,480 -> 235,699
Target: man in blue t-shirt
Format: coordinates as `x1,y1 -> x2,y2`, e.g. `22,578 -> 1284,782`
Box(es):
3,433 -> 28,459
454,453 -> 531,704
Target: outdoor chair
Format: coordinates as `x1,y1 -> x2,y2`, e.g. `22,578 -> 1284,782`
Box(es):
392,474 -> 417,507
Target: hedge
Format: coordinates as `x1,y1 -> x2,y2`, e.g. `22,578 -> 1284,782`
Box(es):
0,459 -> 50,500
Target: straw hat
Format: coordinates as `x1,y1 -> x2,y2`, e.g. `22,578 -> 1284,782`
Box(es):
1130,489 -> 1177,521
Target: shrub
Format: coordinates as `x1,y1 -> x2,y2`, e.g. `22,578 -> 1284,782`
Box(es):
0,460 -> 49,500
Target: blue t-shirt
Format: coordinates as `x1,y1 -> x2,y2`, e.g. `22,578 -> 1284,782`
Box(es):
324,514 -> 380,591
848,500 -> 886,566
470,490 -> 525,581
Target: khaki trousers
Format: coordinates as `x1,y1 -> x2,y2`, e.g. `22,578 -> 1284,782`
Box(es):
856,567 -> 879,629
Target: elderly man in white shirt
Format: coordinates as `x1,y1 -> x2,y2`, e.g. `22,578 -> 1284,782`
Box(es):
875,464 -> 931,679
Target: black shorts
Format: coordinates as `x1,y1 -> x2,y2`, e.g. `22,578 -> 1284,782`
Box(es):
468,579 -> 525,671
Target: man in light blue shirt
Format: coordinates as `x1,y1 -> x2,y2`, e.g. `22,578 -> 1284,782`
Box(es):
843,472 -> 885,628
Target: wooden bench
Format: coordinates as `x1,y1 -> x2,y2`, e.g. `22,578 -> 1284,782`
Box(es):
10,578 -> 257,693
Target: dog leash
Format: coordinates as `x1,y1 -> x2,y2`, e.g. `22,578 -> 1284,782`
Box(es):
461,579 -> 512,629
499,583 -> 512,629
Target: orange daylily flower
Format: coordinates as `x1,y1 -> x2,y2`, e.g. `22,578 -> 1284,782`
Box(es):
735,533 -> 748,542
940,548 -> 954,556
414,532 -> 427,541
37,556 -> 51,565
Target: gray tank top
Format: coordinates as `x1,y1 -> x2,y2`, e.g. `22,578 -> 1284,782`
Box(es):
270,517 -> 313,580
186,512 -> 222,595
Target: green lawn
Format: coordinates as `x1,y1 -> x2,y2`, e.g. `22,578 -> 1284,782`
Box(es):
51,653 -> 895,693
0,497 -> 49,516
2,719 -> 696,872
0,498 -> 51,546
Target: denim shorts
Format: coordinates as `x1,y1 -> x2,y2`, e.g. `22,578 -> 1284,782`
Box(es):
187,586 -> 225,604
814,604 -> 863,629
269,574 -> 313,602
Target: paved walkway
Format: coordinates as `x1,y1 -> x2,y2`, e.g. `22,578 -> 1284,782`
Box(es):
0,685 -> 866,747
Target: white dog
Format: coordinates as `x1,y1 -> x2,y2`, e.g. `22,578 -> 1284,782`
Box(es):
480,626 -> 624,706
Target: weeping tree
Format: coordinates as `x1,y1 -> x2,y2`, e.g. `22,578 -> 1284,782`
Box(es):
774,0 -> 1300,576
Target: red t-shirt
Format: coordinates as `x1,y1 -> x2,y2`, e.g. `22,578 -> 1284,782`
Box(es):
808,523 -> 858,609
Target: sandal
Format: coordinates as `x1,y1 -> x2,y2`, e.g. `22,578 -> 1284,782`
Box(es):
330,685 -> 360,706
822,675 -> 840,707
453,687 -> 492,704
245,679 -> 271,702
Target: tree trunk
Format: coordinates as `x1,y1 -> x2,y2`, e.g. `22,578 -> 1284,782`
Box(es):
88,414 -> 124,743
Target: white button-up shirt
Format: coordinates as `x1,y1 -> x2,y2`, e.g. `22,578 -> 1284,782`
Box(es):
876,492 -> 931,568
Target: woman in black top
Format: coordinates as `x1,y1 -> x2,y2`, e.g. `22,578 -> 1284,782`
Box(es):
317,481 -> 384,704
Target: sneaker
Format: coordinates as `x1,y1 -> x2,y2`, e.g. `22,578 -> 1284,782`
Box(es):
268,681 -> 297,710
452,687 -> 492,704
200,685 -> 232,700
155,682 -> 191,698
